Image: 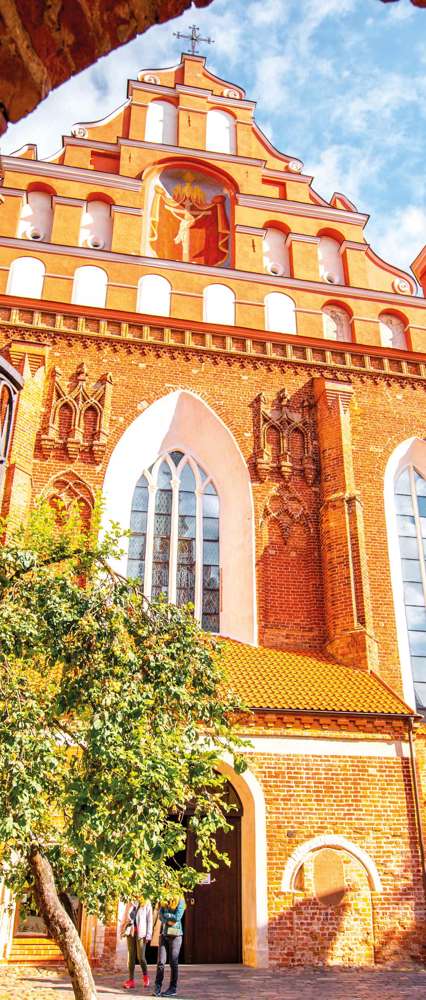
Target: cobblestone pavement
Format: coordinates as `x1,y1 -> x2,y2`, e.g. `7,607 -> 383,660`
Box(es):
1,964 -> 426,1000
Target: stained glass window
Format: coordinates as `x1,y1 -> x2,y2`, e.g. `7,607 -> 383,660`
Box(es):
395,466 -> 426,712
127,452 -> 220,632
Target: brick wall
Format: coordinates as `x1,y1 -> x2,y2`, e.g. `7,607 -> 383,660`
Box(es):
248,748 -> 425,966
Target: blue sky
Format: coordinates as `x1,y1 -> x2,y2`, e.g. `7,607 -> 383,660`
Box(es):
2,0 -> 425,278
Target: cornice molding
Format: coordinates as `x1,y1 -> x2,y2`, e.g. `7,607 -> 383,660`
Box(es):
0,235 -> 424,309
237,193 -> 369,227
118,136 -> 266,168
2,155 -> 142,193
262,167 -> 312,186
1,299 -> 426,385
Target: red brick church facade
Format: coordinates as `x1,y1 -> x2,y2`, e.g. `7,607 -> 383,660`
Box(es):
0,54 -> 425,968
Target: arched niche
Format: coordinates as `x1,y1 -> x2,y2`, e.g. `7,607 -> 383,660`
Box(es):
203,283 -> 235,325
379,312 -> 407,350
264,292 -> 296,334
79,197 -> 113,251
206,109 -> 236,154
17,189 -> 53,242
145,100 -> 178,145
143,164 -> 233,267
281,834 -> 382,893
136,274 -> 171,316
102,390 -> 257,645
72,265 -> 107,307
7,257 -> 45,298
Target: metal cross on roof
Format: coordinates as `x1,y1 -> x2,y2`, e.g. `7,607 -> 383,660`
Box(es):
174,24 -> 214,56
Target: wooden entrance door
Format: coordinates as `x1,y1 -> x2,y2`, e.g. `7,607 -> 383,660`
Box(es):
184,814 -> 242,964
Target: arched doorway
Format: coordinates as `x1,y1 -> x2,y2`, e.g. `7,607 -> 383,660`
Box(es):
184,781 -> 242,963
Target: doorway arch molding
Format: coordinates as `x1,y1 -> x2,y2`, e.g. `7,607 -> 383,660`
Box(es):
218,758 -> 269,968
102,389 -> 257,644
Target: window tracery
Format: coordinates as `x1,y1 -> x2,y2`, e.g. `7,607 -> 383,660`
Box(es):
127,450 -> 220,632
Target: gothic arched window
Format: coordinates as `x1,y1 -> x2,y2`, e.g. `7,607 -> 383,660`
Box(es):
206,110 -> 236,154
322,305 -> 352,342
137,274 -> 171,316
6,257 -> 45,298
264,292 -> 296,334
395,465 -> 426,712
127,451 -> 220,632
145,100 -> 178,145
379,312 -> 407,350
203,284 -> 235,325
72,265 -> 108,307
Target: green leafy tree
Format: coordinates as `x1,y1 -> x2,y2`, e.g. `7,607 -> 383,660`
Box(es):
0,501 -> 245,1000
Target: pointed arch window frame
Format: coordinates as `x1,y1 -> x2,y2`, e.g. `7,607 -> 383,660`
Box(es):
394,461 -> 426,712
127,449 -> 220,631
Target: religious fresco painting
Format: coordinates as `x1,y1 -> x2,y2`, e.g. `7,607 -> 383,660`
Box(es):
148,168 -> 231,266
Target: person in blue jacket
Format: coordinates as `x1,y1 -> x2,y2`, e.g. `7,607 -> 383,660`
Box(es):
153,897 -> 185,997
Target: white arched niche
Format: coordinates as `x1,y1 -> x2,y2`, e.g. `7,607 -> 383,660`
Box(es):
79,199 -> 112,251
137,274 -> 171,316
318,236 -> 344,284
72,265 -> 107,307
102,390 -> 257,644
264,292 -> 296,334
384,437 -> 426,710
218,758 -> 268,968
6,257 -> 45,298
17,190 -> 53,242
206,109 -> 236,154
203,284 -> 235,325
145,100 -> 178,145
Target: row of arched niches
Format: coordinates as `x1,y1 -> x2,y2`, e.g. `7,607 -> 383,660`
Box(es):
13,166 -> 372,279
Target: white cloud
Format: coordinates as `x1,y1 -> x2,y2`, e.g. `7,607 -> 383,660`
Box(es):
370,205 -> 426,274
307,143 -> 372,208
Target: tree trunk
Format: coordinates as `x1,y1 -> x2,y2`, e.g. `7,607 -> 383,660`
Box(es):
29,847 -> 97,1000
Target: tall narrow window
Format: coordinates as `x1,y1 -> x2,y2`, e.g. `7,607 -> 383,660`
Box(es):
395,466 -> 426,712
6,257 -> 45,298
206,110 -> 236,154
137,275 -> 171,316
72,266 -> 107,307
127,451 -> 220,632
203,284 -> 235,325
145,101 -> 178,145
379,313 -> 407,350
322,305 -> 352,343
264,292 -> 296,334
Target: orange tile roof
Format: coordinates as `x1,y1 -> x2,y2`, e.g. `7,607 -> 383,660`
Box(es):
220,640 -> 413,716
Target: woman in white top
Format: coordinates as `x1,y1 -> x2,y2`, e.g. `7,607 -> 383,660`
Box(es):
121,898 -> 153,991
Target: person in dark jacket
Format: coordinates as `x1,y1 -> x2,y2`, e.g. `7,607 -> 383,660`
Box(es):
153,897 -> 185,997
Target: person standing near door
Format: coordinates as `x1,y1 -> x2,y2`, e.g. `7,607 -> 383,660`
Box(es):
153,897 -> 185,997
121,898 -> 153,990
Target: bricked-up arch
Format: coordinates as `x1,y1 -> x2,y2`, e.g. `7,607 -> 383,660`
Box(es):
281,834 -> 382,892
102,389 -> 257,644
0,1 -> 214,134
